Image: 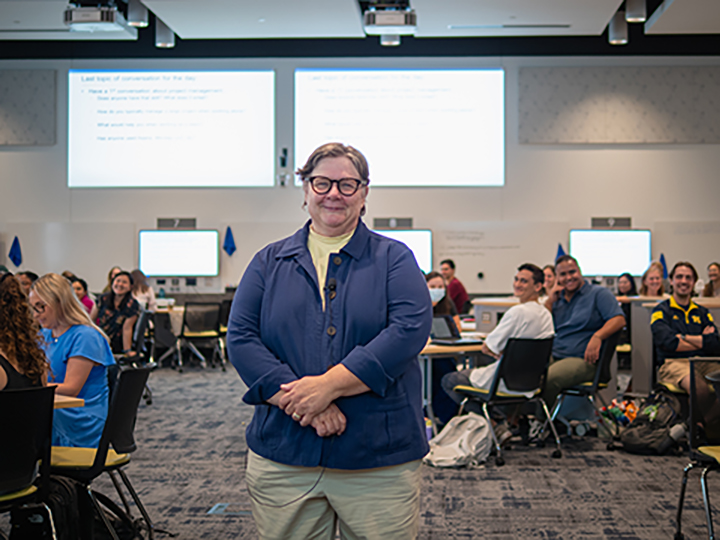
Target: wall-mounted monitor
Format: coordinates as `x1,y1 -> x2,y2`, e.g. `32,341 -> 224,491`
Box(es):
569,229 -> 652,277
68,70 -> 275,188
373,229 -> 432,274
295,68 -> 505,187
138,230 -> 219,277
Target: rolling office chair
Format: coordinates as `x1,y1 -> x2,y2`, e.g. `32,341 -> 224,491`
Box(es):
547,331 -> 622,443
452,337 -> 562,466
0,386 -> 57,540
50,367 -> 168,540
176,302 -> 224,372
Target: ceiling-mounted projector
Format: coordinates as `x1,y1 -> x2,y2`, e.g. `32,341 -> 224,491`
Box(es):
64,6 -> 132,32
363,9 -> 417,36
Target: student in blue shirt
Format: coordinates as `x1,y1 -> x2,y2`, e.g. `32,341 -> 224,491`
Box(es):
29,273 -> 115,448
542,255 -> 625,409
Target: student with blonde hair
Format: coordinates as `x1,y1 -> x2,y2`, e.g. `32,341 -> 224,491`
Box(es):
29,273 -> 115,447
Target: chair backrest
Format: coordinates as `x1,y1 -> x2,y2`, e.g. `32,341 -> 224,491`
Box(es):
495,337 -> 554,394
589,330 -> 622,391
182,302 -> 221,334
131,309 -> 152,355
89,367 -> 151,476
219,299 -> 232,329
0,385 -> 55,497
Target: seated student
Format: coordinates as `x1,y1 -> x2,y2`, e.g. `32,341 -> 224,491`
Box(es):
71,277 -> 95,315
615,272 -> 638,346
29,273 -> 115,447
102,265 -> 123,294
639,261 -> 669,298
0,272 -> 49,390
439,259 -> 470,314
92,271 -> 140,355
653,261 -> 720,432
16,270 -> 39,296
542,255 -> 626,410
441,263 -> 554,443
131,269 -> 157,312
702,262 -> 720,298
538,264 -> 556,304
425,271 -> 465,426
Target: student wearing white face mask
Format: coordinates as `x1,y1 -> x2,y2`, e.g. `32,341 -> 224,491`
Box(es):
426,271 -> 461,334
425,271 -> 464,426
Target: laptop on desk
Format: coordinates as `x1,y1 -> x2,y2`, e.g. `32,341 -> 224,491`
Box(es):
430,315 -> 484,346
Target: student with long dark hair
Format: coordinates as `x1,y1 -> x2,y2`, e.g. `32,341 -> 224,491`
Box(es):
92,270 -> 140,354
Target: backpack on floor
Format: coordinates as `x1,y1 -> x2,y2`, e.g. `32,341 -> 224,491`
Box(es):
10,476 -> 81,540
423,412 -> 492,468
619,387 -> 685,455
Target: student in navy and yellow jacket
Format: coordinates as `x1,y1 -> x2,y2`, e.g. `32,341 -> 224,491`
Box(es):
652,261 -> 720,430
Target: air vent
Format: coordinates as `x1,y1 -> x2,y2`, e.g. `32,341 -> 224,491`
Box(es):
157,218 -> 197,229
373,218 -> 413,229
591,217 -> 632,229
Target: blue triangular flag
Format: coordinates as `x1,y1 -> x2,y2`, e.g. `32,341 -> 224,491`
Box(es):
555,242 -> 566,261
659,253 -> 668,279
223,226 -> 237,256
8,236 -> 22,267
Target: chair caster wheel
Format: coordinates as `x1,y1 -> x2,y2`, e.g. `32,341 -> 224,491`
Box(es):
495,456 -> 505,466
145,399 -> 152,406
551,449 -> 562,459
674,533 -> 685,540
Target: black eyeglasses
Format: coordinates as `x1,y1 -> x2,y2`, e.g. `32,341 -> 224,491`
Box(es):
30,301 -> 46,315
307,176 -> 367,196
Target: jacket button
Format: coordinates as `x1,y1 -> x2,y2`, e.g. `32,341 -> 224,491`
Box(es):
333,256 -> 342,266
327,326 -> 337,336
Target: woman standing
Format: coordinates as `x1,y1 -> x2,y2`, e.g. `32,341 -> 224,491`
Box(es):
0,272 -> 49,390
29,273 -> 115,447
92,271 -> 140,354
228,143 -> 432,539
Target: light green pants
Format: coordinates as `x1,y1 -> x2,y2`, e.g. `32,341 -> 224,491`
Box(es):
542,356 -> 597,413
245,450 -> 422,540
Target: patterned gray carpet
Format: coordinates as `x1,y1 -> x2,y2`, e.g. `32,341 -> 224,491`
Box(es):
6,367 -> 715,539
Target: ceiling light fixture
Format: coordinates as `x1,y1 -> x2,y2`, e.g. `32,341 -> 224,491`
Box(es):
127,0 -> 149,28
363,8 -> 416,47
625,0 -> 647,23
608,11 -> 628,45
155,17 -> 175,48
380,34 -> 401,46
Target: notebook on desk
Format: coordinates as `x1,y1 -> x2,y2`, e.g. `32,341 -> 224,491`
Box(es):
430,315 -> 484,346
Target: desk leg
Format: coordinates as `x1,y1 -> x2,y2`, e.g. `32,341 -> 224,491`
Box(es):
420,355 -> 438,437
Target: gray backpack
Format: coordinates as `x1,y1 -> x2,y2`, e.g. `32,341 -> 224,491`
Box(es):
423,412 -> 492,468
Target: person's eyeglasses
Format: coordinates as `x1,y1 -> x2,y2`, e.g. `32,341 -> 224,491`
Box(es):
307,176 -> 367,196
30,301 -> 46,315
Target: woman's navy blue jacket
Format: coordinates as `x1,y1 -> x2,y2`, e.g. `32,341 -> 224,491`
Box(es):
228,220 -> 433,469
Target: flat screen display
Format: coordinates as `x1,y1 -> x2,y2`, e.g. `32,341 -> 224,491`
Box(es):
295,68 -> 505,187
68,70 -> 275,187
139,230 -> 219,277
373,229 -> 432,274
569,229 -> 651,277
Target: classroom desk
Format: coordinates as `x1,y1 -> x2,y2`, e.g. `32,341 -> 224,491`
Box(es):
419,340 -> 485,436
54,394 -> 84,409
471,297 -> 518,333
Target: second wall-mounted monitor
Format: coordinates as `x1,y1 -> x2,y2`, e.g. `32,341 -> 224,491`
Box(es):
68,70 -> 275,188
569,229 -> 651,277
373,229 -> 432,274
295,68 -> 505,187
139,230 -> 219,277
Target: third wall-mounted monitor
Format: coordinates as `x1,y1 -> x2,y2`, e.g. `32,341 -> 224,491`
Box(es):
295,68 -> 505,187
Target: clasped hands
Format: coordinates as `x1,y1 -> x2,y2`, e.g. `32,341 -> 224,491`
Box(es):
278,375 -> 347,438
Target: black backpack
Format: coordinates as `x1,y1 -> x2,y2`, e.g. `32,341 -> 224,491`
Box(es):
10,476 -> 81,540
619,387 -> 686,455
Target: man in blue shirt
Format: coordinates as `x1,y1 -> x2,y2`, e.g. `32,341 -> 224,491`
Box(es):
542,255 -> 625,408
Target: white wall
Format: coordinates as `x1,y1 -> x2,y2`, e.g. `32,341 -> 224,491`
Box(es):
2,55 -> 720,293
